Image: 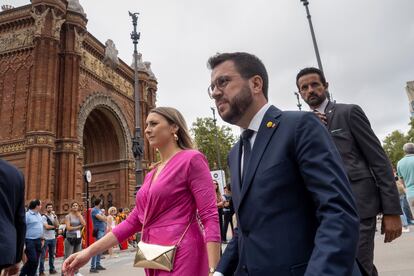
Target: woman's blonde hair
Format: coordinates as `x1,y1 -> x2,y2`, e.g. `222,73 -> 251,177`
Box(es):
149,107 -> 193,149
108,206 -> 117,215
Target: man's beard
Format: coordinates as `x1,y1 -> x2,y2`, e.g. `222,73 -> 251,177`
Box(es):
304,92 -> 326,108
220,85 -> 253,125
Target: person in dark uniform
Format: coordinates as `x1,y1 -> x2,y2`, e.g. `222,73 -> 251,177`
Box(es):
0,159 -> 26,276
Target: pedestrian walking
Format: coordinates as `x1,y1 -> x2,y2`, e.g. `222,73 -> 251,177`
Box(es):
89,199 -> 107,273
64,201 -> 86,276
222,185 -> 234,242
20,199 -> 43,276
39,203 -> 59,275
0,159 -> 25,276
298,66 -> 402,276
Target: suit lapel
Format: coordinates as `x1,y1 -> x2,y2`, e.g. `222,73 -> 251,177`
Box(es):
239,106 -> 282,204
325,101 -> 336,130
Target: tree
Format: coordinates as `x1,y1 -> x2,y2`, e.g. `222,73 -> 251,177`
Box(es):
406,118 -> 414,142
191,117 -> 237,180
382,130 -> 407,168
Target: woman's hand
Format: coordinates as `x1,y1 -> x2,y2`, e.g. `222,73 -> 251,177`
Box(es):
62,232 -> 119,275
62,250 -> 91,275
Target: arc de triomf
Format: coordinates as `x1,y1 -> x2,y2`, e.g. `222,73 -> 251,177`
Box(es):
0,0 -> 158,214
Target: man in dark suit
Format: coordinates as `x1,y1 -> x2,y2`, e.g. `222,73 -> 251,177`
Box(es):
296,67 -> 402,276
208,52 -> 361,276
0,159 -> 26,275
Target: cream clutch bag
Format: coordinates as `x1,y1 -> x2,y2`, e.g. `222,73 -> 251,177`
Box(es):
133,241 -> 177,271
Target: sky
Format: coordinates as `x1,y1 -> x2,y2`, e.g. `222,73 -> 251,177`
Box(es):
6,0 -> 414,141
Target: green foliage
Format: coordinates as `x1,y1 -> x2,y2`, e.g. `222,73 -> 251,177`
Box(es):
383,130 -> 407,168
191,117 -> 237,179
406,118 -> 414,142
382,118 -> 414,167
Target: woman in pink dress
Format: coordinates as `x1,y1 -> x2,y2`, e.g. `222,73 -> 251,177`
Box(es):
62,107 -> 221,276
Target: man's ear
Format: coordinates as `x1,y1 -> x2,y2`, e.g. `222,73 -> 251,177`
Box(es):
325,82 -> 329,90
251,75 -> 263,95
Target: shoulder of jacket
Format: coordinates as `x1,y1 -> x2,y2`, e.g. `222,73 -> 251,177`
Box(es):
334,102 -> 360,110
185,149 -> 208,161
277,110 -> 309,123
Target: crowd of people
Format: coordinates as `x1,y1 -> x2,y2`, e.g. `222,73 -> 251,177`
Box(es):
1,51 -> 412,276
0,197 -> 137,276
214,181 -> 235,243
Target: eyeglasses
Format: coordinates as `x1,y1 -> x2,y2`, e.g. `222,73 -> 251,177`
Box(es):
207,75 -> 239,99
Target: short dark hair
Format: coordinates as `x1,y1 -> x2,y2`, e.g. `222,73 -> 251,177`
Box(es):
296,67 -> 327,89
94,198 -> 102,206
207,52 -> 269,100
45,203 -> 53,208
28,199 -> 41,210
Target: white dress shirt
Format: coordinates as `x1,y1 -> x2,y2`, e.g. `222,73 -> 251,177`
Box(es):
240,103 -> 271,174
312,97 -> 329,113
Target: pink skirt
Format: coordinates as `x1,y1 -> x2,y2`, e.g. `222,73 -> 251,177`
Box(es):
143,221 -> 208,276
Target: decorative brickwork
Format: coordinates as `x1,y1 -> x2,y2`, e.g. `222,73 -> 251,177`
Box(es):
0,1 -> 158,213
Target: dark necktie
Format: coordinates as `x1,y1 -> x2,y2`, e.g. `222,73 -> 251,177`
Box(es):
241,129 -> 254,183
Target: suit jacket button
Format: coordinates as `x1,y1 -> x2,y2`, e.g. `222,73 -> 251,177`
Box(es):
242,265 -> 248,271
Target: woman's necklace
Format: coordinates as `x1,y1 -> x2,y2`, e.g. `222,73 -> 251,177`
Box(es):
159,149 -> 181,167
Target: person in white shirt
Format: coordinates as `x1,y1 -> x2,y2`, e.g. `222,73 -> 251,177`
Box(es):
39,203 -> 59,275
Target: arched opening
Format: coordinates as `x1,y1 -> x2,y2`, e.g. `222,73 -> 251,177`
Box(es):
83,108 -> 120,164
82,106 -> 130,210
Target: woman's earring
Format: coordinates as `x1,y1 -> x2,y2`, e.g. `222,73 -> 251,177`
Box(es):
173,133 -> 179,141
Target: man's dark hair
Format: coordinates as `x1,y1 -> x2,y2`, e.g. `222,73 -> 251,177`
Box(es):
118,208 -> 123,213
28,199 -> 41,210
296,67 -> 327,89
207,52 -> 269,100
94,198 -> 102,206
45,203 -> 53,208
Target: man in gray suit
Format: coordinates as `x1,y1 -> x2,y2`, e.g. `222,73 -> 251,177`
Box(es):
0,159 -> 26,276
296,67 -> 402,276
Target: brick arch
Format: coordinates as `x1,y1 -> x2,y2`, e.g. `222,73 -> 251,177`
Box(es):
77,93 -> 133,160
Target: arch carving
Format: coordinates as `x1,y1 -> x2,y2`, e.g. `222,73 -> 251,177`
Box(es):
78,93 -> 133,160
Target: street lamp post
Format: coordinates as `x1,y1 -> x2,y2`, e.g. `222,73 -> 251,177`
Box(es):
300,0 -> 331,100
129,11 -> 144,191
294,92 -> 302,111
211,107 -> 224,186
211,108 -> 222,170
300,0 -> 324,73
84,170 -> 92,246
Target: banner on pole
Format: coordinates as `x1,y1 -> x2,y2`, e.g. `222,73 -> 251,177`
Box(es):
211,170 -> 226,194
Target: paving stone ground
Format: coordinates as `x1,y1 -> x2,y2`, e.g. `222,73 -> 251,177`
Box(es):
48,223 -> 414,276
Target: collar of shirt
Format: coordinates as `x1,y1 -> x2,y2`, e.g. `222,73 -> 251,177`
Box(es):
28,209 -> 38,215
311,98 -> 329,114
240,103 -> 271,147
